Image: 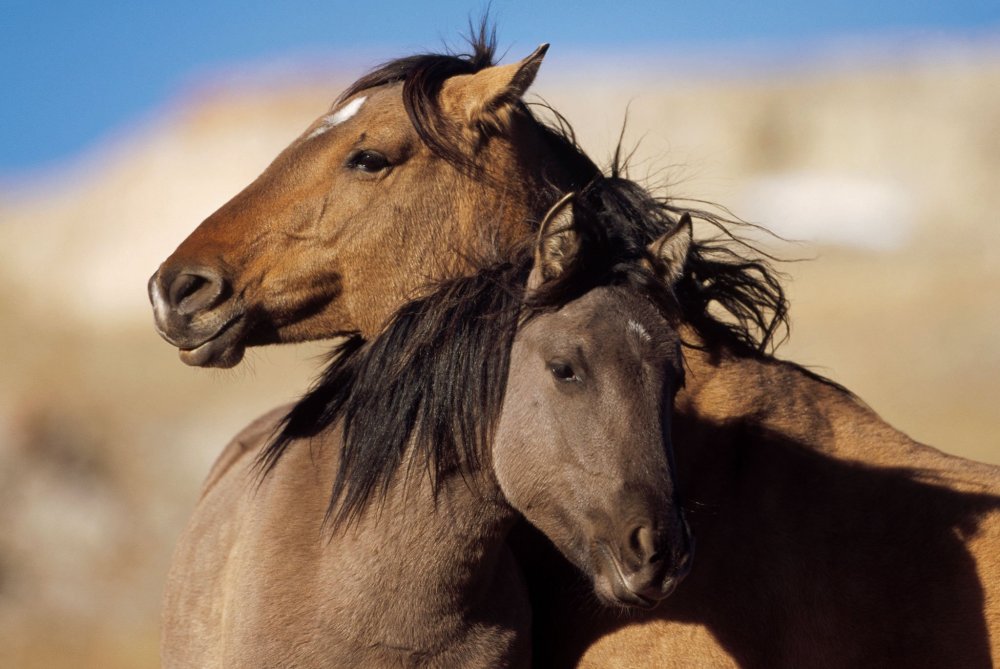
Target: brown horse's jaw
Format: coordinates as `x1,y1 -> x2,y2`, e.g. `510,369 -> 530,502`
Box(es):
176,318 -> 248,368
178,341 -> 245,368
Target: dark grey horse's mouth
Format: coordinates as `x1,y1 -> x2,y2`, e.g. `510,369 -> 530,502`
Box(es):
593,543 -> 659,609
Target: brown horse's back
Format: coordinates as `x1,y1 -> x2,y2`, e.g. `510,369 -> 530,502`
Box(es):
520,350 -> 1000,668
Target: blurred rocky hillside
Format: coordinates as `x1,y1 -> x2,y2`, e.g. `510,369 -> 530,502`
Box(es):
1,43 -> 998,667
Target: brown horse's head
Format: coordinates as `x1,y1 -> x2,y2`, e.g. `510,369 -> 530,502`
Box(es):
493,197 -> 694,608
149,38 -> 597,367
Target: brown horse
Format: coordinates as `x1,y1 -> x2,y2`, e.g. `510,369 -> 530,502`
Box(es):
151,33 -> 1000,667
161,195 -> 693,668
148,33 -> 596,368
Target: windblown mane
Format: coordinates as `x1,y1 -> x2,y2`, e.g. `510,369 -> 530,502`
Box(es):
258,29 -> 805,523
337,22 -> 789,355
589,158 -> 791,355
257,177 -> 684,527
257,262 -> 525,527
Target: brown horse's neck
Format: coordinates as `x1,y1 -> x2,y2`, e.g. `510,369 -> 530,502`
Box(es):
468,112 -> 597,259
361,462 -> 520,615
345,114 -> 586,339
523,332 -> 1000,669
674,329 -> 953,471
164,417 -> 531,668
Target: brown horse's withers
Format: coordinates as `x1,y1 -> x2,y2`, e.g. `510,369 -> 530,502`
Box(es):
151,33 -> 1000,668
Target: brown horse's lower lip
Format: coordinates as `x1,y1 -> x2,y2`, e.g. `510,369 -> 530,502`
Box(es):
178,317 -> 246,368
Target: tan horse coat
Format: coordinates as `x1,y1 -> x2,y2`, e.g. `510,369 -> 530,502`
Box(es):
184,340 -> 1000,667
152,38 -> 1000,667
163,413 -> 529,668
522,338 -> 1000,667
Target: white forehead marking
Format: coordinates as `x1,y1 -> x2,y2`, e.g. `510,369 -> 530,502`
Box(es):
307,96 -> 367,139
627,319 -> 651,342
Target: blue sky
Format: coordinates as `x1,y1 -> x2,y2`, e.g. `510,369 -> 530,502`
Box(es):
2,1 -> 998,178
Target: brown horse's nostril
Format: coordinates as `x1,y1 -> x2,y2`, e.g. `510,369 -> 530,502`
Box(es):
165,267 -> 229,316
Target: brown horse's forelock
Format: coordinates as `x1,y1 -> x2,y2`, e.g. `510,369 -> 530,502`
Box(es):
334,21 -> 498,174
337,22 -> 601,184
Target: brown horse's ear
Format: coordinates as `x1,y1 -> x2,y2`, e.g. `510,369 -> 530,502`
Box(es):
440,43 -> 549,139
528,192 -> 578,291
648,213 -> 693,285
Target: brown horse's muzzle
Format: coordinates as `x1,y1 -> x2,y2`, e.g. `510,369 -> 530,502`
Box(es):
148,264 -> 247,368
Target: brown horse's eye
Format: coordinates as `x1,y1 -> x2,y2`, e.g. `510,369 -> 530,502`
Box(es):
347,150 -> 390,172
549,361 -> 578,382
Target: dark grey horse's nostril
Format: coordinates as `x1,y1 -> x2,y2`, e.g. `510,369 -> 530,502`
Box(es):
627,525 -> 662,566
165,267 -> 228,315
628,526 -> 643,556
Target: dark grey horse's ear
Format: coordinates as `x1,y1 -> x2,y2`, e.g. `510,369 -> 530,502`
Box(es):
440,44 -> 549,135
528,192 -> 578,291
648,213 -> 692,285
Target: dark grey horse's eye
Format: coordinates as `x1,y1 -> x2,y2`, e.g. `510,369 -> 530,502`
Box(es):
348,150 -> 390,172
549,361 -> 577,382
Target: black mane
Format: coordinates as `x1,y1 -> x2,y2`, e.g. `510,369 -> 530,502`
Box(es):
257,262 -> 525,527
336,24 -> 789,355
257,177 -> 684,527
258,28 -> 805,524
597,160 -> 791,355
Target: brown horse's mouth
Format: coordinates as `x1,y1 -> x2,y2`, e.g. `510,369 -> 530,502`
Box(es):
177,315 -> 247,368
